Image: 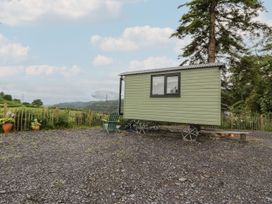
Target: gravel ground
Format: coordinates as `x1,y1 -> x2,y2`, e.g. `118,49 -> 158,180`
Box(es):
0,129 -> 272,204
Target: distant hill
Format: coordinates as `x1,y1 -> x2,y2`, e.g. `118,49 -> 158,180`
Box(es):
53,101 -> 95,109
53,100 -> 120,113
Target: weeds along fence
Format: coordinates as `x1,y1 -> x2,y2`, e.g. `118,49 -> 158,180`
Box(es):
221,113 -> 272,132
1,104 -> 271,132
0,106 -> 107,131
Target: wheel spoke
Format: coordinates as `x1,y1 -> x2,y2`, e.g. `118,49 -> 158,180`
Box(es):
182,125 -> 199,141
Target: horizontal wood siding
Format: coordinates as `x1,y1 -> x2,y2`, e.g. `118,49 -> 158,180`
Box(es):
123,68 -> 221,126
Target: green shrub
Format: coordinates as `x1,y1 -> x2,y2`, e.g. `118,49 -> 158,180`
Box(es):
54,111 -> 72,128
3,95 -> 12,101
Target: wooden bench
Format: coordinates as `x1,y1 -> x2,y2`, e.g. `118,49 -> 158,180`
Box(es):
201,130 -> 249,142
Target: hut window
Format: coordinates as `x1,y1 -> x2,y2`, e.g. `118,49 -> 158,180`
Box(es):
151,73 -> 180,97
166,76 -> 179,94
151,76 -> 164,95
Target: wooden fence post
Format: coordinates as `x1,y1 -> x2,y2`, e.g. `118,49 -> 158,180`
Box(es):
260,114 -> 264,131
230,113 -> 233,129
88,110 -> 92,126
55,107 -> 60,123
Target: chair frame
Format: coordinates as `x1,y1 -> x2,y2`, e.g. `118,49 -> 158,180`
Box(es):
102,112 -> 120,134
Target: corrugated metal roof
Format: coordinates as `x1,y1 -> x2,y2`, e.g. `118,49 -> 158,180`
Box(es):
120,63 -> 225,76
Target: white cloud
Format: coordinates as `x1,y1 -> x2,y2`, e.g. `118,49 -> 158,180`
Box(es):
0,66 -> 24,77
0,75 -> 119,104
25,65 -> 80,77
0,34 -> 29,64
92,55 -> 113,66
0,64 -> 80,77
175,36 -> 191,55
0,0 -> 140,26
128,56 -> 178,70
91,26 -> 175,51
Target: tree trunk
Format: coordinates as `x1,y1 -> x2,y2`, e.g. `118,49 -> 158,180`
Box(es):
208,3 -> 217,63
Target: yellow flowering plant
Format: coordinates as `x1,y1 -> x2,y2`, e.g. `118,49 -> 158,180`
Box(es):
31,119 -> 42,130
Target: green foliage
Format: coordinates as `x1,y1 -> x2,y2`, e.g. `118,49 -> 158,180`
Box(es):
86,100 -> 118,113
3,94 -> 12,101
228,55 -> 272,114
54,111 -> 71,128
221,112 -> 272,132
262,34 -> 272,53
172,0 -> 271,64
0,117 -> 15,125
53,101 -> 92,109
0,107 -> 106,131
0,111 -> 15,125
0,97 -> 4,104
0,91 -> 35,108
32,99 -> 43,107
13,99 -> 21,103
260,95 -> 272,113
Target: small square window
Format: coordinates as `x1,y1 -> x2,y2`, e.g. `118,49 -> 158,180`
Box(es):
152,76 -> 164,95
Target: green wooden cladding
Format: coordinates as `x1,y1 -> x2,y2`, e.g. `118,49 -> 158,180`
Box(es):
123,67 -> 221,126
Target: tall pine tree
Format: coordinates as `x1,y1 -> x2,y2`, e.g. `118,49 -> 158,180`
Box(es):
172,0 -> 272,64
263,35 -> 272,52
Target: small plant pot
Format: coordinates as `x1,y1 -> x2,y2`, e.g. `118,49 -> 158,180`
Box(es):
2,123 -> 13,134
32,126 -> 41,131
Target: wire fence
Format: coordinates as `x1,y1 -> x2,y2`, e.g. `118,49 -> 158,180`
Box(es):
221,112 -> 272,132
1,103 -> 271,132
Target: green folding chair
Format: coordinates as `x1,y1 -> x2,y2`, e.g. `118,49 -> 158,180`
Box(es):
102,112 -> 120,134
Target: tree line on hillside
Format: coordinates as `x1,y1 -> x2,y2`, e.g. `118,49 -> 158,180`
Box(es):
0,92 -> 43,107
53,100 -> 119,113
172,0 -> 272,114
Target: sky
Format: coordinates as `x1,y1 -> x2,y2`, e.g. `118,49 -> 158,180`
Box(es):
0,0 -> 272,105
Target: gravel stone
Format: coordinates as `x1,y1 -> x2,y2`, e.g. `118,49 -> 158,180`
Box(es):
178,177 -> 187,182
0,129 -> 271,203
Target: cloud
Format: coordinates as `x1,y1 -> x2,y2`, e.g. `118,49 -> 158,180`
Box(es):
175,36 -> 191,55
0,75 -> 119,104
128,56 -> 178,70
0,66 -> 24,77
0,0 -> 140,26
0,64 -> 80,77
25,65 -> 80,77
92,55 -> 113,66
91,26 -> 175,51
0,34 -> 29,64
